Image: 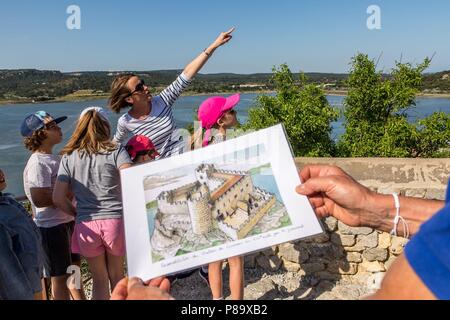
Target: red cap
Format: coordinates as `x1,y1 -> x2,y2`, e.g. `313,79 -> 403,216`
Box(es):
125,135 -> 159,161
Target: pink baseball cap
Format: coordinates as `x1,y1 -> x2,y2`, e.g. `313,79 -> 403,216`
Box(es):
198,93 -> 240,146
125,135 -> 160,161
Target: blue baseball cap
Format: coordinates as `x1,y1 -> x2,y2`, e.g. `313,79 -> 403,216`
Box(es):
20,111 -> 67,137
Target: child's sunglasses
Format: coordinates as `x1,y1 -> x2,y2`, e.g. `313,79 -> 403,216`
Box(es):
135,148 -> 159,160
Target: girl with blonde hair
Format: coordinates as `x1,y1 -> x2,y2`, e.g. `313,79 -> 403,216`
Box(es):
53,107 -> 133,300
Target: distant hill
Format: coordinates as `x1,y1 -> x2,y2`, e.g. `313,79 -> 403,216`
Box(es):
0,69 -> 448,103
422,70 -> 450,93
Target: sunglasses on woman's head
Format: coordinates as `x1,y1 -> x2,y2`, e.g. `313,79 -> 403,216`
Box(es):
127,80 -> 146,97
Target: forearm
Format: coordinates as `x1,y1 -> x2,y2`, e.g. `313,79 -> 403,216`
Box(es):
54,196 -> 76,216
34,192 -> 54,208
183,43 -> 218,80
364,192 -> 445,237
30,188 -> 54,208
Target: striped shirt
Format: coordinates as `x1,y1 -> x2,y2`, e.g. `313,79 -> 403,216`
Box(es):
113,73 -> 191,159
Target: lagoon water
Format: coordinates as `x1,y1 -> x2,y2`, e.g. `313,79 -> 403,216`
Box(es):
1,93 -> 449,196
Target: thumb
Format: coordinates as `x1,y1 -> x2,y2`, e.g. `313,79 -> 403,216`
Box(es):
296,176 -> 336,196
128,277 -> 144,290
110,278 -> 129,300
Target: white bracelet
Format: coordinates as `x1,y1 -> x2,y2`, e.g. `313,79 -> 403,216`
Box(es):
390,193 -> 410,239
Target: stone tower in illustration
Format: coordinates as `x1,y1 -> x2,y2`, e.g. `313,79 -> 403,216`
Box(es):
187,183 -> 213,235
195,164 -> 215,185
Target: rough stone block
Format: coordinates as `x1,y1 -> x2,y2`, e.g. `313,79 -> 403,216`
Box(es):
307,243 -> 345,259
338,221 -> 373,235
331,233 -> 356,247
282,259 -> 301,273
301,262 -> 326,273
390,236 -> 409,255
378,232 -> 391,249
315,272 -> 340,281
303,233 -> 330,244
346,252 -> 363,263
312,233 -> 331,243
327,261 -> 358,275
357,232 -> 378,249
315,292 -> 339,300
332,285 -> 362,300
363,248 -> 388,262
405,188 -> 427,198
323,217 -> 338,232
301,275 -> 320,287
256,255 -> 282,271
315,280 -> 335,292
360,260 -> 386,273
262,247 -> 277,257
244,253 -> 258,268
244,278 -> 277,300
364,273 -> 385,291
377,186 -> 403,195
277,243 -> 309,264
344,243 -> 365,252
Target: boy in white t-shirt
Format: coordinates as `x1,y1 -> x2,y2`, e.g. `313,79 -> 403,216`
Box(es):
21,111 -> 84,300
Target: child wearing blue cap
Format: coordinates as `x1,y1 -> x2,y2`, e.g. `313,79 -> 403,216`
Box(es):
21,111 -> 85,300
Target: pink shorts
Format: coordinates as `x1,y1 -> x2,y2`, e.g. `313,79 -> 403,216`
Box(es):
71,218 -> 126,258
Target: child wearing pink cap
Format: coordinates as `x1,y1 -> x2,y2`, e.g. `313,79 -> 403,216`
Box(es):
197,93 -> 240,147
198,94 -> 244,300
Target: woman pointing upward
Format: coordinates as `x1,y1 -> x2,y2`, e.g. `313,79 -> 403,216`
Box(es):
108,28 -> 235,159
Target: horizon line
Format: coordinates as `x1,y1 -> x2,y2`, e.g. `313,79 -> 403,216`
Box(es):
1,68 -> 449,75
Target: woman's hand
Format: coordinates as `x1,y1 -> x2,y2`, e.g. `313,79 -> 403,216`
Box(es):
183,27 -> 235,79
210,27 -> 235,49
296,165 -> 381,228
111,277 -> 173,300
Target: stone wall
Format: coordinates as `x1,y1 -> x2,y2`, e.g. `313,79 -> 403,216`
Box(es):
244,158 -> 449,299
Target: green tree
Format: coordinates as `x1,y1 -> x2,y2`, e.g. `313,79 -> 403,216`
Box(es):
415,112 -> 450,157
338,53 -> 435,157
244,64 -> 338,157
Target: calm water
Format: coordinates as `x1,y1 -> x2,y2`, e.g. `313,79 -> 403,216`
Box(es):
252,167 -> 282,203
1,93 -> 449,196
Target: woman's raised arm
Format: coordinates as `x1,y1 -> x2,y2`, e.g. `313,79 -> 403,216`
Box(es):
183,27 -> 235,80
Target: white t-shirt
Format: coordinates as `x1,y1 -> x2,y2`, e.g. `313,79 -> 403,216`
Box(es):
23,153 -> 74,228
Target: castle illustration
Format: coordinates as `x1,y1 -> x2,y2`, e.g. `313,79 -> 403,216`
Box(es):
155,164 -> 276,240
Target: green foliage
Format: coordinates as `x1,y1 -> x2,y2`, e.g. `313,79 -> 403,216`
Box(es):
337,54 -> 449,157
244,64 -> 339,157
415,112 -> 450,157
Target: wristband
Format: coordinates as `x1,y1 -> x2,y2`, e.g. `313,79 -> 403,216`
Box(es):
389,193 -> 410,239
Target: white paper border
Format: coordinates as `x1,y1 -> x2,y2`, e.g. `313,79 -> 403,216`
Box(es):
121,124 -> 323,280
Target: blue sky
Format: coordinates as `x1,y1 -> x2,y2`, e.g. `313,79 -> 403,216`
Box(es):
0,0 -> 449,73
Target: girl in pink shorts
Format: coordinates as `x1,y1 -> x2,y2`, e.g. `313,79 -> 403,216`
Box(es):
53,107 -> 133,300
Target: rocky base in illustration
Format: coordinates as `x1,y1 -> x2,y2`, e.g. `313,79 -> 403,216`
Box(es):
151,200 -> 292,262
